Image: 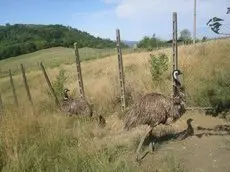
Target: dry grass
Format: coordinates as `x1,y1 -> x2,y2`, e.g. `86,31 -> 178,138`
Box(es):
0,39 -> 230,171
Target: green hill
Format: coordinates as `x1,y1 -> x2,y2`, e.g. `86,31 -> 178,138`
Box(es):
0,24 -> 126,60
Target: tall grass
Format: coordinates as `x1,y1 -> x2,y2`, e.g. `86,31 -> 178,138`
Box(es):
0,39 -> 229,171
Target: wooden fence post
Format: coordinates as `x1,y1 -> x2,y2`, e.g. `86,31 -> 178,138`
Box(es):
172,12 -> 179,98
9,69 -> 19,107
20,64 -> 34,107
40,62 -> 61,109
116,29 -> 126,111
0,92 -> 3,117
74,43 -> 85,99
173,12 -> 178,72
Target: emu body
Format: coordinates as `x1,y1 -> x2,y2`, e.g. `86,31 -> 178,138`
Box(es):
124,93 -> 185,130
61,88 -> 92,116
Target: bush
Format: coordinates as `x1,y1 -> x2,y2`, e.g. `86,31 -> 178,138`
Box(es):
47,69 -> 67,101
149,53 -> 169,81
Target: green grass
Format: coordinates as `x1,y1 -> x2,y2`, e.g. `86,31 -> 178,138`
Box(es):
0,47 -> 135,78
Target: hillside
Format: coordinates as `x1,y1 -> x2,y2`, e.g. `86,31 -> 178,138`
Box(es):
0,24 -> 127,60
0,47 -> 135,78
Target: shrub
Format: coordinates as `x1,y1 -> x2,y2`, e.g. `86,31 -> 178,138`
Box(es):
149,53 -> 169,81
47,69 -> 67,101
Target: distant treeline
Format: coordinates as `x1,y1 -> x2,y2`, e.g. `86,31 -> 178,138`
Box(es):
136,29 -> 207,50
0,24 -> 128,60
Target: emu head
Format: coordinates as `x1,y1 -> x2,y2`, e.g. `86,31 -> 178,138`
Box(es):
187,118 -> 193,125
63,88 -> 70,101
172,69 -> 182,86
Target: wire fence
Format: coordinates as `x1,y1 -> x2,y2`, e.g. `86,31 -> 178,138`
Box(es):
0,47 -> 137,78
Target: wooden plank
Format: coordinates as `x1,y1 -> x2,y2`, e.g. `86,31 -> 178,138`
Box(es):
40,62 -> 61,109
116,29 -> 126,111
9,69 -> 19,107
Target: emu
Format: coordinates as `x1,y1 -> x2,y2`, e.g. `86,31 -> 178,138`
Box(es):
61,88 -> 92,117
123,69 -> 186,161
61,88 -> 106,127
176,118 -> 194,141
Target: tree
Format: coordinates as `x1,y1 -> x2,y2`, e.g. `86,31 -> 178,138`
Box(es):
0,24 -> 119,60
179,29 -> 192,41
137,36 -> 166,50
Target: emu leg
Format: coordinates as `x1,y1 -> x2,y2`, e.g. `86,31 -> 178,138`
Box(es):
136,126 -> 153,161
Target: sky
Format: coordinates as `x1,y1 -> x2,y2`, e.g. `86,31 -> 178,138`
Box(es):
0,0 -> 230,41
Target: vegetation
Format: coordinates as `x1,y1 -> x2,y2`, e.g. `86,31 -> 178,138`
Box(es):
0,47 -> 135,78
0,38 -> 229,171
137,35 -> 168,50
47,69 -> 67,101
0,24 -> 128,60
179,29 -> 192,44
148,53 -> 169,81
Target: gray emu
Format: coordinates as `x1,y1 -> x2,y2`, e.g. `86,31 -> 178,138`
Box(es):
61,88 -> 106,127
61,88 -> 92,117
123,70 -> 186,161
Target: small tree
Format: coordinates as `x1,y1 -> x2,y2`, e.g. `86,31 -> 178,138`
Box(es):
149,53 -> 169,81
179,29 -> 192,44
47,69 -> 67,101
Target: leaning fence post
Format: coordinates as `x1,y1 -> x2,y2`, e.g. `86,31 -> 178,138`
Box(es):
74,43 -> 85,99
116,29 -> 126,111
9,69 -> 19,107
172,12 -> 179,98
0,92 -> 3,117
40,62 -> 61,109
20,64 -> 34,108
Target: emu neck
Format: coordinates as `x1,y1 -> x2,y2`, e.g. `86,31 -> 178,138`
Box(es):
187,121 -> 194,133
64,92 -> 69,101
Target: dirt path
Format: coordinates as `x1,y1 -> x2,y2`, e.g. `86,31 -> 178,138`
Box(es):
137,111 -> 230,172
91,111 -> 230,171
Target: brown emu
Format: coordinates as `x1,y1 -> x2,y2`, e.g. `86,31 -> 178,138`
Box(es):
61,88 -> 107,127
61,88 -> 92,117
176,118 -> 194,140
124,70 -> 186,161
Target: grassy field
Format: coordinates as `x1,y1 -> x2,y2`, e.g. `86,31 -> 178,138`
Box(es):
0,47 -> 135,78
0,39 -> 230,171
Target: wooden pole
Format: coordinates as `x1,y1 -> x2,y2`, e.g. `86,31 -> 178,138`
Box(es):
0,92 -> 3,116
40,62 -> 61,109
116,29 -> 126,111
173,12 -> 178,71
9,69 -> 19,107
172,12 -> 179,98
74,43 -> 85,99
20,64 -> 34,107
193,0 -> 197,44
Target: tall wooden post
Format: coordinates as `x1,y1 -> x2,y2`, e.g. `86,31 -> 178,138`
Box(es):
21,64 -> 34,107
116,29 -> 126,111
40,62 -> 61,109
74,43 -> 85,99
172,12 -> 179,98
173,12 -> 178,72
9,69 -> 18,107
193,0 -> 197,44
